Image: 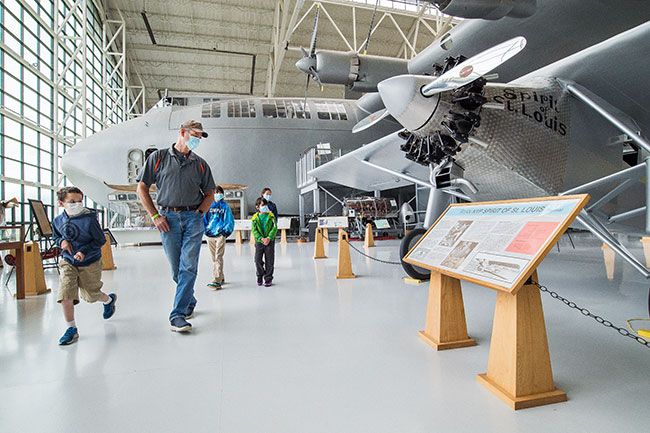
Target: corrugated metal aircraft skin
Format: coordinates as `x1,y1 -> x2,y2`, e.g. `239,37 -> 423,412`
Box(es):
410,0 -> 650,82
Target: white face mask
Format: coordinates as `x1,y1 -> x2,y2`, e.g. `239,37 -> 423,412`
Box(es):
263,193 -> 272,201
64,202 -> 84,216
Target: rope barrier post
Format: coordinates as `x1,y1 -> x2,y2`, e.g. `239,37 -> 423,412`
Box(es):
364,223 -> 375,248
314,227 -> 327,259
601,243 -> 615,280
281,228 -> 288,244
23,242 -> 51,296
641,237 -> 650,267
101,233 -> 117,270
418,270 -> 475,350
477,270 -> 567,410
336,228 -> 356,279
234,230 -> 243,245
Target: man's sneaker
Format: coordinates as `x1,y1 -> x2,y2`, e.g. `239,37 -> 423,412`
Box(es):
185,305 -> 195,319
170,317 -> 192,333
59,327 -> 79,345
257,279 -> 263,286
103,293 -> 117,319
264,281 -> 273,287
207,281 -> 222,290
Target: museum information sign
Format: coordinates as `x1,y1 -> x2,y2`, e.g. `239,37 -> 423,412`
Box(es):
234,219 -> 252,231
404,195 -> 589,293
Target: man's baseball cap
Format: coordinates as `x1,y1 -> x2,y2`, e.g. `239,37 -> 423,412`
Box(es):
180,120 -> 208,138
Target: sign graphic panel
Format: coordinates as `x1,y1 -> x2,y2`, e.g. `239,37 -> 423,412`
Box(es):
404,195 -> 589,293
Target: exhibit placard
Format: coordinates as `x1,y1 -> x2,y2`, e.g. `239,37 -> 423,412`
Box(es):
277,217 -> 292,230
404,195 -> 589,293
234,219 -> 252,231
374,219 -> 390,229
318,216 -> 349,228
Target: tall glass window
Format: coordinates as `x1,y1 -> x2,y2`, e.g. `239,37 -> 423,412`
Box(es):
0,0 -> 127,224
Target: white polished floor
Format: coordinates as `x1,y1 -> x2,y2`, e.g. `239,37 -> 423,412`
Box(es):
1,236 -> 648,433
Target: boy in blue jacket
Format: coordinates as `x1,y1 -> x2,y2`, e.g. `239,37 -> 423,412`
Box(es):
204,185 -> 234,290
52,187 -> 117,345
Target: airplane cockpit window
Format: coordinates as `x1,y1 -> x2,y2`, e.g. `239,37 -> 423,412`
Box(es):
227,100 -> 256,118
314,101 -> 347,121
201,100 -> 221,118
262,100 -> 311,119
170,97 -> 188,106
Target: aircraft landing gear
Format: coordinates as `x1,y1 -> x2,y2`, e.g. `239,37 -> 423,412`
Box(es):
399,228 -> 430,281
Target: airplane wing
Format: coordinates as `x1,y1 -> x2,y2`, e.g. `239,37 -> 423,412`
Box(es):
308,131 -> 430,191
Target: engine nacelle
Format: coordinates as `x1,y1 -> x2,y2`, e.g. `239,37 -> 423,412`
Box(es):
430,0 -> 537,20
309,50 -> 409,92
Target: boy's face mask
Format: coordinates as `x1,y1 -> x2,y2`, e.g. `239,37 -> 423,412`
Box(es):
259,205 -> 270,213
214,193 -> 224,201
64,202 -> 84,216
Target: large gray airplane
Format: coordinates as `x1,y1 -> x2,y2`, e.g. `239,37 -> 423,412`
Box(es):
306,2 -> 650,279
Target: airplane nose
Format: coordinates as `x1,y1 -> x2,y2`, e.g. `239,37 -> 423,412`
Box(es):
378,74 -> 440,132
295,56 -> 315,74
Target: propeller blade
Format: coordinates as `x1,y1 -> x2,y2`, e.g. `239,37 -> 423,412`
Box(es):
304,73 -> 311,106
421,36 -> 526,97
309,5 -> 320,57
352,108 -> 390,134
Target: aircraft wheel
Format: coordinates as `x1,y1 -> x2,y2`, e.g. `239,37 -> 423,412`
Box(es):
400,228 -> 430,281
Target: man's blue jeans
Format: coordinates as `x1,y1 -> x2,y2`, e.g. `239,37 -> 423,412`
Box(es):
160,210 -> 205,321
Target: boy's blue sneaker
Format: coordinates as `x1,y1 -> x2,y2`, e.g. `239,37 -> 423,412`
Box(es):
170,317 -> 192,333
103,293 -> 117,319
59,327 -> 79,345
185,304 -> 195,319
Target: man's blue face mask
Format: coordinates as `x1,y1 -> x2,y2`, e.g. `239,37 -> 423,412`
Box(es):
188,135 -> 201,151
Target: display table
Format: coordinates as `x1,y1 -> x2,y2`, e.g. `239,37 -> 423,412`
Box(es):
0,226 -> 25,299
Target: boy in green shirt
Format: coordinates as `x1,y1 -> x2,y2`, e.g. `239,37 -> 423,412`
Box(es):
252,197 -> 277,286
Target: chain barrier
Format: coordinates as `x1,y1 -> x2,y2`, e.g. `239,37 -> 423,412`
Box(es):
317,230 -> 403,265
535,281 -> 650,349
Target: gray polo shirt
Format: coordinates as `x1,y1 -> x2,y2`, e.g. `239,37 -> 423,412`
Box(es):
137,144 -> 216,207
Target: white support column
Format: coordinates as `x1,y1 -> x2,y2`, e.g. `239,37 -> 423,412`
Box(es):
102,9 -> 128,127
269,0 -> 306,97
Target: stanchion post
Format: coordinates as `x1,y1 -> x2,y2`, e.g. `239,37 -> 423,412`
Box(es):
364,223 -> 375,248
235,230 -> 243,245
314,227 -> 327,259
281,228 -> 288,244
477,271 -> 567,410
641,237 -> 650,267
419,270 -> 475,350
336,228 -> 356,279
601,243 -> 615,280
101,233 -> 117,270
23,242 -> 50,296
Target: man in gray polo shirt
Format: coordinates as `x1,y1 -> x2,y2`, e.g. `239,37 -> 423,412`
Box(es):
137,120 -> 216,332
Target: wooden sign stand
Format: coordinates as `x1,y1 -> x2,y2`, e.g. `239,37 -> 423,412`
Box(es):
249,231 -> 256,245
419,271 -> 475,350
101,233 -> 117,270
280,229 -> 288,244
314,227 -> 327,259
364,223 -> 375,248
234,230 -> 243,244
336,229 -> 355,279
477,271 -> 567,410
323,228 -> 330,242
23,242 -> 51,296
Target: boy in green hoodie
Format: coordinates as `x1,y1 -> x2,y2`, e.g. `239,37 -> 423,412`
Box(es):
252,197 -> 277,286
